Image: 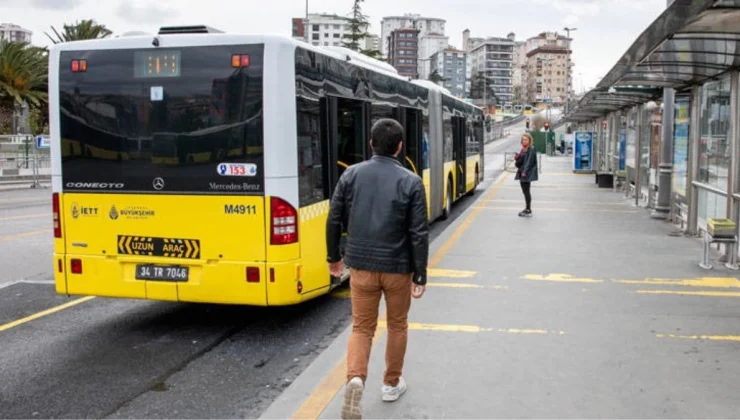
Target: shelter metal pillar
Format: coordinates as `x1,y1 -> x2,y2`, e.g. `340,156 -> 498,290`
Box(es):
652,87 -> 675,219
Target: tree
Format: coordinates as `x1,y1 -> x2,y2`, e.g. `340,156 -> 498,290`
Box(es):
469,71 -> 499,104
0,40 -> 48,134
341,0 -> 383,59
428,70 -> 448,85
46,19 -> 112,44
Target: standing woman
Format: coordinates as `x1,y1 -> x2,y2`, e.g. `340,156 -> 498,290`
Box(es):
514,132 -> 538,217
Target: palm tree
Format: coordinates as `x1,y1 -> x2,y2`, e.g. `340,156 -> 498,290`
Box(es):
0,40 -> 48,133
46,19 -> 112,44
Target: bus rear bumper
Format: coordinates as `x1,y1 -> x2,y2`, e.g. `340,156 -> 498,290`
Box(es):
54,254 -> 330,306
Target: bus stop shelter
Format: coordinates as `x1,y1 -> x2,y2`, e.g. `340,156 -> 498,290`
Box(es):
560,0 -> 740,238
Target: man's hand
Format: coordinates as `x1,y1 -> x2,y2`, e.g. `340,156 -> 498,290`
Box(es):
411,283 -> 425,299
328,260 -> 345,277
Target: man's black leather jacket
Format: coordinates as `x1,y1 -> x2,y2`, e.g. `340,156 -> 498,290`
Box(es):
326,155 -> 429,285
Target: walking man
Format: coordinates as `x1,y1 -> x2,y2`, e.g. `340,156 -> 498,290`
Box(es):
326,118 -> 429,419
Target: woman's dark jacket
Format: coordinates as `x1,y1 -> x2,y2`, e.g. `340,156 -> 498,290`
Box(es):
515,146 -> 539,182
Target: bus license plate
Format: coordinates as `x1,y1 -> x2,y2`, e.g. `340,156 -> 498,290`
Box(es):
135,265 -> 189,282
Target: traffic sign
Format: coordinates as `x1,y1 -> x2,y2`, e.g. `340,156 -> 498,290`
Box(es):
35,135 -> 50,149
543,98 -> 553,103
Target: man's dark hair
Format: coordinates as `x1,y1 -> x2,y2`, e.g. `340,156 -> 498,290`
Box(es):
370,118 -> 404,156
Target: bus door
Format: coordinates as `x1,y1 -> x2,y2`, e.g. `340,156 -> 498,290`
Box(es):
452,116 -> 467,198
321,96 -> 368,195
321,95 -> 368,284
400,107 -> 422,176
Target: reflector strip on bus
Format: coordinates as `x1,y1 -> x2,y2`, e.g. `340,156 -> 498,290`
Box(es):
117,235 -> 201,259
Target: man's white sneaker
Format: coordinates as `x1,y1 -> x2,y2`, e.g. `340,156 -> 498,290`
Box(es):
341,377 -> 364,419
381,377 -> 407,402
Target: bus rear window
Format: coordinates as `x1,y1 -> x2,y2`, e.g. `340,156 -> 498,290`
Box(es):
59,44 -> 264,194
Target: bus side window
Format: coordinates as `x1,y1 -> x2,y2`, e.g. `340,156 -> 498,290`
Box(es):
403,107 -> 422,175
422,112 -> 430,170
336,98 -> 366,179
296,97 -> 325,206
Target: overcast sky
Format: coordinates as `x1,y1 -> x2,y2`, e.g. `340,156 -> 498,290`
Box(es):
2,0 -> 668,92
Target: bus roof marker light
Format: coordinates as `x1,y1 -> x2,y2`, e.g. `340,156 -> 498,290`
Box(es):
71,59 -> 88,73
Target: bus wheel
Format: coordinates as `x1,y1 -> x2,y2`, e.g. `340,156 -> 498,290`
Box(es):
442,180 -> 452,220
467,167 -> 479,197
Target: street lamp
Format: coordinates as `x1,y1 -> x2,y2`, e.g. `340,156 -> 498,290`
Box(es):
563,27 -> 577,114
303,0 -> 309,43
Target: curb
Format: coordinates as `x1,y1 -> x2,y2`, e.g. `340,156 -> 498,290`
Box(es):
0,183 -> 51,192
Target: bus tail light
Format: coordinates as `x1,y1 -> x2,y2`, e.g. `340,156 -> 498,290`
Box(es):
270,197 -> 298,245
71,59 -> 87,72
71,259 -> 82,274
231,54 -> 250,68
52,193 -> 62,238
246,267 -> 260,283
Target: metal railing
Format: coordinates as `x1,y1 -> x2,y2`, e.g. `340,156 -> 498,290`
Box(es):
0,155 -> 51,188
485,114 -> 527,144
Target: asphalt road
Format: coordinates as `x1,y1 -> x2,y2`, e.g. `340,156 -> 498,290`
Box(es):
0,125 -> 527,419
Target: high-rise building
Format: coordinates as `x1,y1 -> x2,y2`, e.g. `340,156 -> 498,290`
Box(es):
512,39 -> 528,104
364,34 -> 381,53
430,48 -> 467,98
380,14 -> 445,57
0,23 -> 32,44
388,27 -> 420,78
418,34 -> 449,79
525,45 -> 571,106
469,35 -> 515,105
523,31 -> 573,105
291,13 -> 363,48
525,31 -> 569,53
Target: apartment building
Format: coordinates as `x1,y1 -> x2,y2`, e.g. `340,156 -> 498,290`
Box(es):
380,14 -> 445,56
468,35 -> 515,105
292,13 -> 361,48
418,33 -> 449,79
525,45 -> 571,106
0,23 -> 32,44
388,28 -> 420,78
430,48 -> 467,98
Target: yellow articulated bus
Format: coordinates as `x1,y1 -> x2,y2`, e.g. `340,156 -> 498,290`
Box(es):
49,26 -> 484,306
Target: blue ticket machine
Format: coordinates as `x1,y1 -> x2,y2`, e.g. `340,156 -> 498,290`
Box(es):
573,131 -> 594,171
618,131 -> 626,170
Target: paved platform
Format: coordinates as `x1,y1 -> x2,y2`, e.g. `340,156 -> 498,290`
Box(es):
261,156 -> 740,419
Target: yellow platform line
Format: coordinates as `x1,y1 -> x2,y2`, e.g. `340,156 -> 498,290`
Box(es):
523,274 -> 604,284
427,282 -> 507,290
0,229 -> 52,242
0,296 -> 95,333
332,282 -> 507,298
616,277 -> 740,288
485,199 -> 626,206
428,268 -> 477,278
657,333 -> 740,342
475,206 -> 638,214
635,290 -> 740,298
380,321 -> 564,335
0,213 -> 50,222
500,185 -> 596,189
291,172 -> 511,420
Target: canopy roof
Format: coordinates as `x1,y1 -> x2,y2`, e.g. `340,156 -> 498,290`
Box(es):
562,0 -> 740,124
